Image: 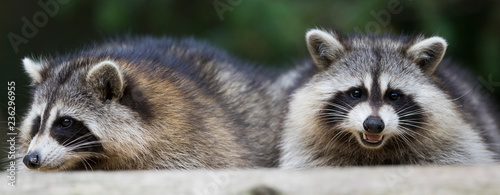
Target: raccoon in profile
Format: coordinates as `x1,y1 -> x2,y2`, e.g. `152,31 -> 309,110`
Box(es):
19,36 -> 305,171
279,29 -> 500,167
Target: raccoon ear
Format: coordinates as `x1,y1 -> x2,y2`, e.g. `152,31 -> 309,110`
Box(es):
86,60 -> 124,101
407,36 -> 447,75
306,29 -> 345,71
23,57 -> 46,85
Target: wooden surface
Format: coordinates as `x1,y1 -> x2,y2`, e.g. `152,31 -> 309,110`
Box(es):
3,165 -> 500,195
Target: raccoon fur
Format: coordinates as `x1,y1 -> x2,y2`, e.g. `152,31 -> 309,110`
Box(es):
19,36 -> 308,171
279,29 -> 500,167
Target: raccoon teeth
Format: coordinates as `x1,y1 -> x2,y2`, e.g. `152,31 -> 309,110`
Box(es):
363,133 -> 383,143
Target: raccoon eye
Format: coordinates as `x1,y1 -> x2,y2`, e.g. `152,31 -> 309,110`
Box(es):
350,89 -> 363,99
59,118 -> 74,128
389,92 -> 401,101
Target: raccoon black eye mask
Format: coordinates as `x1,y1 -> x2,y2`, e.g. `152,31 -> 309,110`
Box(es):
19,37 -> 303,171
279,29 -> 500,167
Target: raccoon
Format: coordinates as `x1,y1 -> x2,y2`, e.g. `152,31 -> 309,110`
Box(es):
279,29 -> 500,167
19,36 -> 306,171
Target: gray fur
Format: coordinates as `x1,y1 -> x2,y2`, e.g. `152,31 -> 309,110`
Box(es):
279,29 -> 500,168
19,37 -> 308,171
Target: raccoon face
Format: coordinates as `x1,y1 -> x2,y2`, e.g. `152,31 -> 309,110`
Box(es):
302,29 -> 447,149
20,58 -> 138,171
22,108 -> 103,171
318,70 -> 425,149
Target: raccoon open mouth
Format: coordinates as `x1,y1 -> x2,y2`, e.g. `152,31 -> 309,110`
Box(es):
360,133 -> 384,147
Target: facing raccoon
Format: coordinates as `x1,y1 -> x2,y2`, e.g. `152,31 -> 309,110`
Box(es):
19,37 -> 305,171
279,29 -> 500,167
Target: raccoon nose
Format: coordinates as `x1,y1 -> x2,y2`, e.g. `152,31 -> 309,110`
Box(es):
23,152 -> 41,169
363,117 -> 385,134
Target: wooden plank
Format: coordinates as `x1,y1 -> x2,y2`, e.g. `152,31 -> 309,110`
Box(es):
2,165 -> 500,194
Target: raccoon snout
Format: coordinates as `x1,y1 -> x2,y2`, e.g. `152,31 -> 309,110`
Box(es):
23,152 -> 41,169
363,117 -> 385,134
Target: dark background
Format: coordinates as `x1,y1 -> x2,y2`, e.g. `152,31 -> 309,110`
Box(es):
1,0 -> 499,168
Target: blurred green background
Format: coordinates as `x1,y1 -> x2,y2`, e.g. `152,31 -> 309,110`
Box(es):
1,0 -> 499,168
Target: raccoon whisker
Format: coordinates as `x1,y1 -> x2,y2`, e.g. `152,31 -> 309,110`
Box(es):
399,131 -> 424,147
318,111 -> 347,117
322,130 -> 348,152
331,131 -> 349,143
393,137 -> 405,156
399,120 -> 433,127
398,121 -> 419,126
85,158 -> 98,165
398,122 -> 432,132
323,120 -> 346,124
393,128 -> 414,145
395,102 -> 416,114
323,135 -> 337,153
84,158 -> 95,171
326,102 -> 352,111
397,134 -> 412,147
326,131 -> 351,153
398,120 -> 424,126
318,110 -> 347,115
318,112 -> 348,123
398,109 -> 428,117
63,132 -> 109,148
403,128 -> 432,141
61,127 -> 93,146
319,116 -> 347,121
75,153 -> 99,171
395,104 -> 421,115
318,111 -> 349,119
399,123 -> 431,133
347,132 -> 356,143
405,140 -> 427,159
398,111 -> 427,119
399,112 -> 428,118
404,132 -> 431,146
81,158 -> 91,171
63,137 -> 90,148
317,110 -> 347,116
68,141 -> 103,150
398,126 -> 431,144
69,144 -> 102,152
72,151 -> 109,161
394,131 -> 420,152
323,102 -> 352,112
319,115 -> 347,120
405,131 -> 435,146
67,143 -> 104,155
337,100 -> 354,110
450,87 -> 473,102
61,126 -> 87,146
